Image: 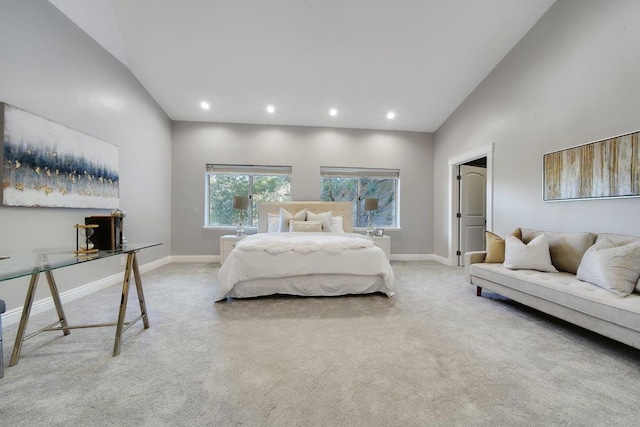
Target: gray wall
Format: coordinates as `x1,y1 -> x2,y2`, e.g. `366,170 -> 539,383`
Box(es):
433,0 -> 640,258
172,121 -> 433,256
0,1 -> 172,311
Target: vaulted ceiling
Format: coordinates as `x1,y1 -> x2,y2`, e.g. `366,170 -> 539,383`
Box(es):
50,0 -> 555,132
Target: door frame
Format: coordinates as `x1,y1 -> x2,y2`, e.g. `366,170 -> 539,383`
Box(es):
447,143 -> 494,266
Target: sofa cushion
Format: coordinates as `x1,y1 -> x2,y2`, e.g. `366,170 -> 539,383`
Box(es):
521,229 -> 596,274
469,263 -> 640,333
504,235 -> 558,272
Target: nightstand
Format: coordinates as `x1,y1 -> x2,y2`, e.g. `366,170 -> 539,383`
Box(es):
370,235 -> 391,260
220,234 -> 246,265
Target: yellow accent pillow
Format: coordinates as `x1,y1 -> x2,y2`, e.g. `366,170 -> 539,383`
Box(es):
485,231 -> 506,263
484,229 -> 522,263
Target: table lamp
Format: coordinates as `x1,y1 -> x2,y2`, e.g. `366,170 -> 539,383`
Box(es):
233,196 -> 249,236
364,198 -> 378,236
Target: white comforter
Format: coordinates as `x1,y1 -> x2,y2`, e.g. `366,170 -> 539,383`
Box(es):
216,232 -> 394,301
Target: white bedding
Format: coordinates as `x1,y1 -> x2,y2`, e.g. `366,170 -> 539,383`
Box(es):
216,232 -> 394,301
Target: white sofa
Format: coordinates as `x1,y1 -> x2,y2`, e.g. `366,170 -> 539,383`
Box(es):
465,230 -> 640,350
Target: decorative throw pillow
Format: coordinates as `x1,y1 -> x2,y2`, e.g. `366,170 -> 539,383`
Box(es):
520,229 -> 597,274
267,213 -> 279,233
576,237 -> 640,298
484,229 -> 523,263
277,208 -> 306,232
485,231 -> 505,263
289,220 -> 322,232
330,216 -> 345,233
503,235 -> 558,272
306,210 -> 332,232
512,227 -> 523,241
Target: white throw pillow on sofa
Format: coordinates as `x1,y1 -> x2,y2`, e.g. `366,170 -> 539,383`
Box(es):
576,237 -> 640,297
503,235 -> 558,272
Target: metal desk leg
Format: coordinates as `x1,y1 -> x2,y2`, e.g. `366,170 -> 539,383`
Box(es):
45,270 -> 70,336
113,252 -> 134,357
132,253 -> 150,329
10,272 -> 40,366
9,269 -> 72,367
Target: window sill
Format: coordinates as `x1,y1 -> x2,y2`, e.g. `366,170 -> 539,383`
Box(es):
353,227 -> 401,233
202,226 -> 258,232
202,226 -> 401,233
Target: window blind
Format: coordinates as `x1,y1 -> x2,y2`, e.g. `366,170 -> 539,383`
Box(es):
206,164 -> 292,175
320,166 -> 400,179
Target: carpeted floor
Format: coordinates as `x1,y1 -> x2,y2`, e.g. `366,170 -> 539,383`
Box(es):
0,261 -> 638,426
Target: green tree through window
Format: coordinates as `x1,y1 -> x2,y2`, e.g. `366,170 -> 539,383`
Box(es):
206,165 -> 291,227
320,167 -> 399,228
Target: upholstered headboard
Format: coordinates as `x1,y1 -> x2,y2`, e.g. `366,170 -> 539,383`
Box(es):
257,201 -> 353,233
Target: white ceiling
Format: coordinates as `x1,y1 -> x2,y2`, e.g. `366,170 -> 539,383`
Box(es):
50,0 -> 555,133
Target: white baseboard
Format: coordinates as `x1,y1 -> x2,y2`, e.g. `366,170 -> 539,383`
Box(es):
1,256 -> 172,327
390,254 -> 452,265
429,254 -> 454,266
391,254 -> 431,261
171,255 -> 218,263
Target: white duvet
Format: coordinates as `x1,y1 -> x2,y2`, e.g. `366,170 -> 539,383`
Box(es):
216,232 -> 395,301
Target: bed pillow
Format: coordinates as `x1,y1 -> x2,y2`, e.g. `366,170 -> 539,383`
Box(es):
503,235 -> 558,272
330,216 -> 345,233
576,237 -> 640,298
278,208 -> 306,232
289,220 -> 322,232
267,213 -> 279,233
306,210 -> 332,232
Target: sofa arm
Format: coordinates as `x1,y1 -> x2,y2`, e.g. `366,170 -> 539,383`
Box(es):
464,251 -> 487,284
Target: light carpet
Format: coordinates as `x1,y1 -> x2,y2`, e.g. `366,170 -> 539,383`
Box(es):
0,261 -> 638,426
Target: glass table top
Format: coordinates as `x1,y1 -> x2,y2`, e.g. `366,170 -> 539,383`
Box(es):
0,243 -> 162,282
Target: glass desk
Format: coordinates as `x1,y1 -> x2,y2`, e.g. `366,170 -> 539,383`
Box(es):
0,243 -> 162,367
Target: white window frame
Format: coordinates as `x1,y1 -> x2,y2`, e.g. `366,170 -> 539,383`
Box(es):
320,166 -> 401,229
205,164 -> 292,228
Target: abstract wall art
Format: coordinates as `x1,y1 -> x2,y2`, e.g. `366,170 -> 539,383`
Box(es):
1,103 -> 119,208
543,130 -> 640,201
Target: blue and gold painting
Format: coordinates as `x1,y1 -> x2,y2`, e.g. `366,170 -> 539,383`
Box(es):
1,103 -> 119,208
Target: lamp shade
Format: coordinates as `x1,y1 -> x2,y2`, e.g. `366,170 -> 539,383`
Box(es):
232,196 -> 249,210
364,198 -> 378,211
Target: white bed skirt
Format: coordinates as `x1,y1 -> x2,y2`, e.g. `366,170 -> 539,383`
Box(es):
219,274 -> 389,301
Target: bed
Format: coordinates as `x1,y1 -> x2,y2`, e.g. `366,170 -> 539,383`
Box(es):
216,201 -> 395,301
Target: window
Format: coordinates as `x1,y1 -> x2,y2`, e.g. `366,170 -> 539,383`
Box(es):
206,164 -> 291,227
320,167 -> 400,228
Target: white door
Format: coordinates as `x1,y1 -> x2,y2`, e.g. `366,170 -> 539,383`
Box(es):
458,165 -> 487,266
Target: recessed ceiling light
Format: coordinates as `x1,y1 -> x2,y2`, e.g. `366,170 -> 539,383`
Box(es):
266,105 -> 276,114
329,108 -> 338,117
200,101 -> 210,110
386,111 -> 396,120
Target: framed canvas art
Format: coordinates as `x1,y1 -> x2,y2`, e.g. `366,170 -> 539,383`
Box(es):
543,131 -> 640,201
1,103 -> 119,208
